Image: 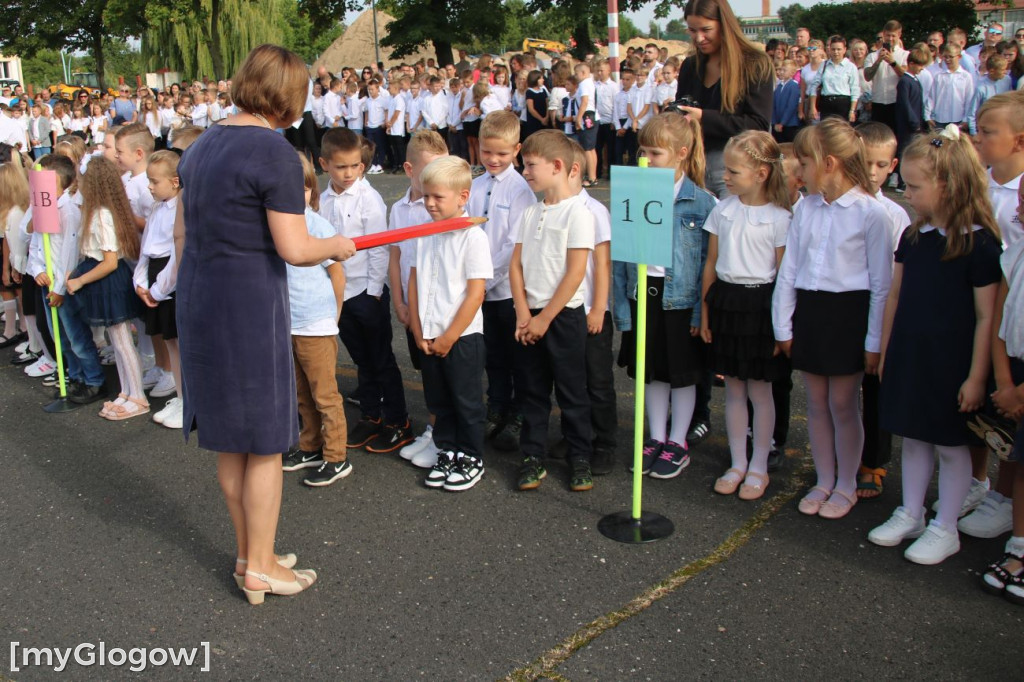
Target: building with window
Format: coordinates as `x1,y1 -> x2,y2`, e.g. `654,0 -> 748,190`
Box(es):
0,54 -> 23,86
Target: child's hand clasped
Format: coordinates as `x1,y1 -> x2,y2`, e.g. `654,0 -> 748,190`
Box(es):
992,385 -> 1024,421
958,377 -> 985,413
65,278 -> 81,295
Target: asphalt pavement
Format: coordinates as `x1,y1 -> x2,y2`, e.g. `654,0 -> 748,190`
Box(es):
1,171 -> 1020,681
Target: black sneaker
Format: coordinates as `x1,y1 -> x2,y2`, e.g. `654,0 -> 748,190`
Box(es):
592,447 -> 615,475
648,440 -> 690,479
68,382 -> 109,405
493,414 -> 522,452
53,379 -> 83,400
569,459 -> 593,492
41,371 -> 59,387
347,416 -> 382,448
303,459 -> 353,487
366,419 -> 414,453
484,410 -> 505,439
517,456 -> 547,490
444,453 -> 485,491
425,450 -> 455,488
629,439 -> 663,474
282,447 -> 324,471
686,420 -> 710,446
767,445 -> 783,473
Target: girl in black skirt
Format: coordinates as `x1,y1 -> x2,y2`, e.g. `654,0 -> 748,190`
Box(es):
701,132 -> 793,501
772,119 -> 894,520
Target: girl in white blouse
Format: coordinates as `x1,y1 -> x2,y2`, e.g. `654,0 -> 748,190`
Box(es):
65,157 -> 147,421
772,118 -> 893,520
702,131 -> 793,501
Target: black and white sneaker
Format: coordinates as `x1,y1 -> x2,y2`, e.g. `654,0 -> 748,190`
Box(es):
282,448 -> 324,471
303,460 -> 353,487
444,453 -> 484,491
686,420 -> 710,446
425,450 -> 455,488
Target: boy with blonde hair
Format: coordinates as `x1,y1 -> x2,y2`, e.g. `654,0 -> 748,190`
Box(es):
510,130 -> 595,492
409,156 -> 493,491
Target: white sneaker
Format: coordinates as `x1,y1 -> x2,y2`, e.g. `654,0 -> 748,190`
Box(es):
14,340 -> 28,354
149,371 -> 176,398
26,357 -> 55,377
156,397 -> 183,429
400,426 -> 434,461
904,521 -> 960,565
411,438 -> 439,468
931,476 -> 989,517
139,352 -> 156,372
958,490 -> 1014,538
99,345 -> 116,366
868,507 -> 927,547
142,366 -> 164,390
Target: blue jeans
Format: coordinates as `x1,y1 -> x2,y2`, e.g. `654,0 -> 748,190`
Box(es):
33,147 -> 52,160
41,287 -> 104,386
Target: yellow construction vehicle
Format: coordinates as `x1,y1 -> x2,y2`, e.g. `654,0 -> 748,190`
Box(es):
522,38 -> 568,54
54,72 -> 117,100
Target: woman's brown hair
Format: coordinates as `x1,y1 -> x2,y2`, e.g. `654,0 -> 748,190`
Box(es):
231,44 -> 310,125
79,157 -> 140,261
684,0 -> 774,113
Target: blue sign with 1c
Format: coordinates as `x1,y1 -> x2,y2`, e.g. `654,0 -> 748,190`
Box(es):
609,165 -> 675,267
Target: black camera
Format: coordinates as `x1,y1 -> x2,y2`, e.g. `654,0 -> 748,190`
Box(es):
882,42 -> 892,52
664,95 -> 701,114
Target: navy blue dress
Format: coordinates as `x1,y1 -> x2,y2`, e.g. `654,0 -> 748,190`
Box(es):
879,227 -> 1002,446
176,125 -> 304,454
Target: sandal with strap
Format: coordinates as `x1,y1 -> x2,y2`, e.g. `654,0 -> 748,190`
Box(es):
818,489 -> 858,520
99,393 -> 129,418
739,472 -> 770,501
982,551 -> 1024,595
103,395 -> 150,421
714,468 -> 746,495
856,466 -> 886,499
798,486 -> 832,516
233,553 -> 298,589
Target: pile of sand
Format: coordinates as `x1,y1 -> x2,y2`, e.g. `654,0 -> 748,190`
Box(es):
313,9 -> 457,72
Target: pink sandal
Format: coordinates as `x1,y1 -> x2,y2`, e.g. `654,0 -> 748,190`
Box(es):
798,486 -> 833,515
99,393 -> 129,418
818,490 -> 857,520
103,395 -> 150,421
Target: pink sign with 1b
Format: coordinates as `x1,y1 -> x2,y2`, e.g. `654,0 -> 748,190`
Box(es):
28,169 -> 60,234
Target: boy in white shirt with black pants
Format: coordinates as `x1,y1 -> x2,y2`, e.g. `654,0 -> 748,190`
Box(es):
409,156 -> 494,491
510,130 -> 596,492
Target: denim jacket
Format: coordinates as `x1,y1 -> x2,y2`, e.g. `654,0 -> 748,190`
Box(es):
613,175 -> 716,330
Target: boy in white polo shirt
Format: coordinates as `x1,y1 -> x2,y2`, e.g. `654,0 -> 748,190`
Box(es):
510,129 -> 596,493
409,156 -> 493,491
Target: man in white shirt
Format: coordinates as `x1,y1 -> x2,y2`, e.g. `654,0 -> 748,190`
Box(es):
594,60 -> 618,180
863,19 -> 908,132
642,43 -> 664,87
966,22 -> 1004,63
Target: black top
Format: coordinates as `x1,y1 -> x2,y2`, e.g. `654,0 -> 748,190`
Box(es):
675,57 -> 773,152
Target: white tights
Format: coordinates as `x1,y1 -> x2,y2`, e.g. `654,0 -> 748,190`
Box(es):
645,380 -> 696,445
803,372 -> 864,498
725,377 -> 775,476
901,437 -> 972,530
107,322 -> 144,402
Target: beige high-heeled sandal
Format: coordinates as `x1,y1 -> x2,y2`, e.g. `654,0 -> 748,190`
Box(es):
242,568 -> 317,605
233,553 -> 298,588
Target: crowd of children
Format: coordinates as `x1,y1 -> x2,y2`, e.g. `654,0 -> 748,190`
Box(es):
3,36 -> 1024,606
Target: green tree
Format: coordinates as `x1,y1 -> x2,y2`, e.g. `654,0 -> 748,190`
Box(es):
780,0 -> 978,47
619,15 -> 641,44
280,0 -> 344,63
777,3 -> 807,38
526,0 -> 652,59
20,48 -> 67,90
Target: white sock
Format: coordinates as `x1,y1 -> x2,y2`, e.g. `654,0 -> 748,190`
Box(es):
645,381 -> 671,443
2,299 -> 17,338
24,315 -> 43,354
135,324 -> 153,357
668,385 -> 696,446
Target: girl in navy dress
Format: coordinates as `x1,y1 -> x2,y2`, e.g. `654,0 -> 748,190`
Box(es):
701,131 -> 792,501
870,125 -> 1003,565
772,118 -> 893,520
65,157 -> 146,420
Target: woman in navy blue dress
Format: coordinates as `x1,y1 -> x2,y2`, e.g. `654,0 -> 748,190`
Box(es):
175,45 -> 356,604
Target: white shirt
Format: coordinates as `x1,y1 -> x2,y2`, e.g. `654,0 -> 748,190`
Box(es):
422,91 -> 449,128
0,112 -> 26,148
448,90 -> 465,129
929,67 -> 974,123
4,206 -> 28,273
323,91 -> 344,127
613,87 -> 633,126
813,58 -> 861,100
595,78 -> 618,124
480,93 -> 503,118
515,195 -> 595,309
134,197 -> 178,301
412,220 -> 493,339
548,86 -> 568,112
988,169 -> 1024,248
345,95 -> 363,129
863,47 -> 909,105
772,189 -> 893,352
655,80 -> 677,109
142,112 -> 162,138
192,102 -> 209,128
579,189 -> 611,314
704,196 -> 791,284
158,106 -> 175,131
576,76 -> 597,116
918,67 -> 934,121
635,85 -> 655,126
999,238 -> 1024,358
406,96 -> 422,129
365,92 -> 388,128
644,62 -> 664,87
26,191 -> 81,295
466,163 -> 536,301
80,207 -> 122,261
874,190 -> 912,252
124,171 -> 155,221
386,93 -> 406,136
319,180 -> 389,301
388,188 -> 431,300
491,84 -> 512,110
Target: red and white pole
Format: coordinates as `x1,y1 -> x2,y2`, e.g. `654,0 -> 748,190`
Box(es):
607,0 -> 620,82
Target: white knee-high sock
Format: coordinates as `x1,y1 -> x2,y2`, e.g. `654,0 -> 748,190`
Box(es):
803,373 -> 837,492
24,315 -> 43,354
901,437 -> 934,519
134,321 -> 153,357
668,385 -> 696,445
935,445 -> 972,530
2,299 -> 17,338
830,373 -> 865,497
645,381 -> 671,443
92,325 -> 107,348
747,379 -> 775,476
108,322 -> 144,399
724,378 -> 750,472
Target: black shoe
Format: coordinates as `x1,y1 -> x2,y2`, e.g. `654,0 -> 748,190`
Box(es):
0,331 -> 25,348
629,439 -> 663,474
282,447 -> 324,471
517,457 -> 547,490
347,416 -> 382,448
591,447 -> 615,475
303,459 -> 353,486
11,349 -> 40,366
493,414 -> 522,452
767,446 -> 783,473
569,458 -> 594,492
52,380 -> 83,400
366,419 -> 414,453
484,409 -> 505,439
68,382 -> 109,405
686,420 -> 710,447
41,371 -> 59,387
